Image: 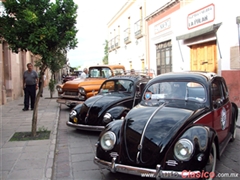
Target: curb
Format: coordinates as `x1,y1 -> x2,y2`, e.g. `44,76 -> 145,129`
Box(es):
45,103 -> 60,180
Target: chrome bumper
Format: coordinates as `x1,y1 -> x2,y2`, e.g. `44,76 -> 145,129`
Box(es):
66,121 -> 105,132
56,98 -> 84,106
94,156 -> 201,179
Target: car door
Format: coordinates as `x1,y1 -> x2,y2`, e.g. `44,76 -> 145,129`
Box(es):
211,78 -> 231,143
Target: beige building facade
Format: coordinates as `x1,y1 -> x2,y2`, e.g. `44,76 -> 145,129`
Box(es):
107,0 -> 147,72
108,0 -> 240,107
0,41 -> 51,105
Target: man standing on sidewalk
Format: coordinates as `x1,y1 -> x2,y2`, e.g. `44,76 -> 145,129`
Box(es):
23,63 -> 38,111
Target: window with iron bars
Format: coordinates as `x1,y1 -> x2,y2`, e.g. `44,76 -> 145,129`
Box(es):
156,40 -> 172,75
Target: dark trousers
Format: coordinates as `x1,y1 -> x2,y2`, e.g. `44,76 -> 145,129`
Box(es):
24,85 -> 36,109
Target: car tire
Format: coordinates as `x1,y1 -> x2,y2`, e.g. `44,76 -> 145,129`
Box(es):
204,142 -> 217,180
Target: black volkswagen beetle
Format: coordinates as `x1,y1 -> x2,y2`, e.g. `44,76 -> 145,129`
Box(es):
94,71 -> 238,180
66,75 -> 151,131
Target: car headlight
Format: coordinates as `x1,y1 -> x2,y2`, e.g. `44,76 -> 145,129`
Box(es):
103,113 -> 112,124
57,87 -> 63,93
78,87 -> 86,95
100,131 -> 116,151
69,110 -> 77,118
174,139 -> 194,161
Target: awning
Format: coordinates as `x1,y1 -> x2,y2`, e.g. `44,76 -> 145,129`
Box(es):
237,16 -> 240,24
176,23 -> 222,40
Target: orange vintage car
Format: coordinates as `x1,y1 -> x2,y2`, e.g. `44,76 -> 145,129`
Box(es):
56,65 -> 126,108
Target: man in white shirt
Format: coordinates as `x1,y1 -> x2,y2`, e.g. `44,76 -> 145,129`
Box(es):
80,68 -> 88,79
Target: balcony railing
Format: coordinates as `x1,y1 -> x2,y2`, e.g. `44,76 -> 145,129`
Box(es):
114,35 -> 120,48
124,28 -> 131,44
134,19 -> 143,39
108,38 -> 115,52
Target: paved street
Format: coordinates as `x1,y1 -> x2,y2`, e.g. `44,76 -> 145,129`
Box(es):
53,105 -> 240,180
0,87 -> 59,180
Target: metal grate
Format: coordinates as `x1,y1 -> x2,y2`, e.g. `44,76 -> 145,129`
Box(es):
65,91 -> 78,96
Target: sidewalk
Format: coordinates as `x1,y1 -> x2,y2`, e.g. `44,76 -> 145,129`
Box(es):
0,87 -> 59,180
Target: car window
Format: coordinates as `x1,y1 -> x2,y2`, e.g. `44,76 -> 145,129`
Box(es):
102,68 -> 113,78
211,80 -> 224,101
100,80 -> 134,95
211,79 -> 229,105
112,68 -> 125,76
142,81 -> 206,105
221,78 -> 229,99
89,67 -> 112,78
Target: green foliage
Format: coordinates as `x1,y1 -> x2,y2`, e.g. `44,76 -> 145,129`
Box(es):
10,131 -> 51,141
0,0 -> 78,137
0,0 -> 78,65
102,40 -> 108,64
48,78 -> 56,93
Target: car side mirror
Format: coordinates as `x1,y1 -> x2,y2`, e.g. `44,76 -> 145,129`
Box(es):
213,98 -> 223,109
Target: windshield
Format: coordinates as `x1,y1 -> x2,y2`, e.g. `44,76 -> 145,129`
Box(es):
89,67 -> 112,78
99,79 -> 134,96
142,81 -> 206,104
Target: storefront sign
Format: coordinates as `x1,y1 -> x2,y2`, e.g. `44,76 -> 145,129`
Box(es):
154,18 -> 171,34
187,4 -> 215,29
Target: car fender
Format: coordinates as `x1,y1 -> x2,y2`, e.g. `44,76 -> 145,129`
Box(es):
206,126 -> 220,160
178,125 -> 219,164
72,103 -> 83,114
96,120 -> 124,160
104,119 -> 124,134
106,106 -> 130,120
231,102 -> 239,126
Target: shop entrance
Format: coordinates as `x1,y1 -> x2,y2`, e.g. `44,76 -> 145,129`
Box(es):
190,41 -> 217,73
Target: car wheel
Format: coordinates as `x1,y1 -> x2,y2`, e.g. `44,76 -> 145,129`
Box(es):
204,142 -> 216,180
230,119 -> 237,142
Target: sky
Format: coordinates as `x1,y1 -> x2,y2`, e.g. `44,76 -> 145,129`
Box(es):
67,0 -> 126,69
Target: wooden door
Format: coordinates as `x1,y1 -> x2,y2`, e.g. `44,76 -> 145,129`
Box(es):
190,41 -> 217,73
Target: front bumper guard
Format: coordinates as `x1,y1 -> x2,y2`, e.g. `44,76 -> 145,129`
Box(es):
94,156 -> 201,180
66,121 -> 105,132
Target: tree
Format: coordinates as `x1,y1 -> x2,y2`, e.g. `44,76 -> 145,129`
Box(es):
102,40 -> 108,64
0,0 -> 78,136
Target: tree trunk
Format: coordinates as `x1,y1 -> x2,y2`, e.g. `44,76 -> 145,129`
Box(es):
31,90 -> 40,137
31,67 -> 46,137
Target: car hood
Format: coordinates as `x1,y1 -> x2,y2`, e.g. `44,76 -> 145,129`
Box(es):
79,94 -> 129,125
63,78 -> 105,89
122,102 -> 204,167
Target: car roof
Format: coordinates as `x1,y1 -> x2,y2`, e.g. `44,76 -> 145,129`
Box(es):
89,65 -> 125,69
151,71 -> 218,85
108,75 -> 150,83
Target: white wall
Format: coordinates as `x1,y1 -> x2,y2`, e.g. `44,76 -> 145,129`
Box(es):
107,0 -> 147,70
174,0 -> 240,71
148,0 -> 240,73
